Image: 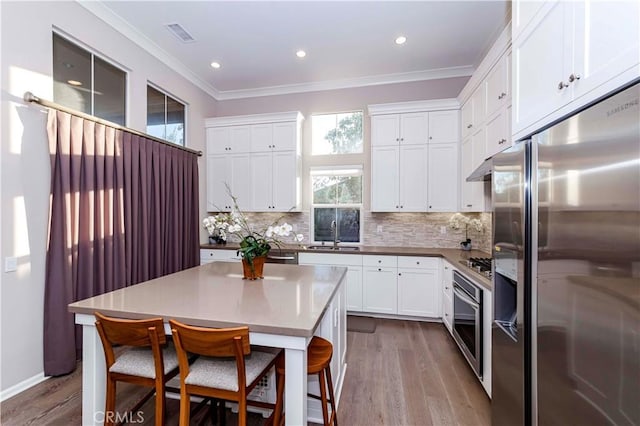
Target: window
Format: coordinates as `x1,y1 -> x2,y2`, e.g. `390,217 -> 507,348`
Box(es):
147,85 -> 186,145
52,33 -> 126,125
311,167 -> 363,243
311,111 -> 363,155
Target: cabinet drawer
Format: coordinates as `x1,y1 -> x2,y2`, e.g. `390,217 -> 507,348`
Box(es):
397,256 -> 439,269
298,252 -> 362,266
200,249 -> 240,262
362,255 -> 397,268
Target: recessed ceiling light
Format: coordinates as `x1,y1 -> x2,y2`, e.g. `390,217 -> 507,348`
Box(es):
395,36 -> 407,45
67,80 -> 82,86
296,50 -> 306,58
210,62 -> 221,69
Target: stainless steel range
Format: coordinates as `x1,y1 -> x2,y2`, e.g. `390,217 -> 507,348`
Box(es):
458,257 -> 493,279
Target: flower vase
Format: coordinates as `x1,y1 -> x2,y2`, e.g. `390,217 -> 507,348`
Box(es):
460,239 -> 472,251
242,255 -> 267,280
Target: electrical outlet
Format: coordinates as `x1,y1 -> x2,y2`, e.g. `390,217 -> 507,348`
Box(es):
376,225 -> 383,234
440,226 -> 447,235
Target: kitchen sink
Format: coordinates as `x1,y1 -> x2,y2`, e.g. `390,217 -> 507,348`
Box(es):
306,245 -> 360,251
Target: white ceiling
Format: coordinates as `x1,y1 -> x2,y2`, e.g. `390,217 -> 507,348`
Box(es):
92,1 -> 510,100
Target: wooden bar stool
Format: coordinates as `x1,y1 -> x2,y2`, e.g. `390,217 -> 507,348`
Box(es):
94,312 -> 180,426
169,319 -> 282,426
272,336 -> 338,426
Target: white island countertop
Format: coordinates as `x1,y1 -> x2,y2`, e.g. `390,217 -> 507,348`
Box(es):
69,262 -> 347,337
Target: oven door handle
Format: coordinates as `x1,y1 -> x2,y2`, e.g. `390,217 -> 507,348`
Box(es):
453,286 -> 480,309
267,255 -> 296,260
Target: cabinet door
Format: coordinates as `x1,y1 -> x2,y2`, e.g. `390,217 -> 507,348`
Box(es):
207,154 -> 231,211
428,110 -> 459,144
272,121 -> 298,151
206,127 -> 231,154
461,100 -> 474,138
572,0 -> 640,101
230,125 -> 251,153
345,266 -> 363,312
460,137 -> 485,212
399,144 -> 428,212
272,150 -> 298,211
471,84 -> 487,128
250,123 -> 273,152
229,154 -> 251,212
397,268 -> 441,317
371,114 -> 400,146
400,112 -> 429,145
485,110 -> 508,158
513,2 -> 569,136
486,58 -> 508,118
471,126 -> 486,171
362,267 -> 397,314
427,143 -> 458,212
371,146 -> 399,211
249,152 -> 273,211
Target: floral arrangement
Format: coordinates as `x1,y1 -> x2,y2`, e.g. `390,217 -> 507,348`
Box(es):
202,190 -> 303,273
448,213 -> 484,250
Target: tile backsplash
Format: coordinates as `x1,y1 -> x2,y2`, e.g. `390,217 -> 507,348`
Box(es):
221,211 -> 492,254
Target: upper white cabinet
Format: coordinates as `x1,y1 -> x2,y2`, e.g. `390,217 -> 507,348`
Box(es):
368,100 -> 460,213
513,0 -> 640,138
205,112 -> 303,212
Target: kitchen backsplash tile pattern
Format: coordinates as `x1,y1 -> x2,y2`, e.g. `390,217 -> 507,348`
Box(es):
218,211 -> 492,254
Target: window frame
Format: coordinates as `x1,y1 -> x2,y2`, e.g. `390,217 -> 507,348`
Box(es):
310,166 -> 364,245
146,83 -> 188,146
310,110 -> 364,156
52,30 -> 128,125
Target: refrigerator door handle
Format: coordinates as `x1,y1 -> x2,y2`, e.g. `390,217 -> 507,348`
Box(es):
453,286 -> 480,309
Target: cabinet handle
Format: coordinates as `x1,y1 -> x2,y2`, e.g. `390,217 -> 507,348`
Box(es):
568,73 -> 581,83
378,268 -> 382,271
445,313 -> 449,317
416,261 -> 420,265
498,92 -> 506,100
273,144 -> 276,148
398,273 -> 402,276
466,204 -> 473,207
466,124 -> 473,129
498,139 -> 507,145
400,205 -> 403,208
445,286 -> 449,290
378,260 -> 382,263
558,81 -> 569,90
429,205 -> 432,209
396,205 -> 399,209
429,136 -> 433,140
396,138 -> 399,142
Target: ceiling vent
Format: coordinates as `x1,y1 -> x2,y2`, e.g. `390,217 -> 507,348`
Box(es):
165,23 -> 195,43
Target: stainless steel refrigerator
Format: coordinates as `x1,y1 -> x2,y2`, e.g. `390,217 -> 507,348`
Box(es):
492,81 -> 640,425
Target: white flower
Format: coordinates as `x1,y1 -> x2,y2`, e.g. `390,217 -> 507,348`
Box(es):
295,233 -> 304,242
265,226 -> 274,238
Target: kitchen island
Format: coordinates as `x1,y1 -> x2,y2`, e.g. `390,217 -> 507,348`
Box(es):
68,262 -> 347,426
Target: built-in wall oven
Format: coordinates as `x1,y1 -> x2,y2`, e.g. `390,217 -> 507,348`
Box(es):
452,270 -> 483,378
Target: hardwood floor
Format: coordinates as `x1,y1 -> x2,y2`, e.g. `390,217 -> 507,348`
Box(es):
0,319 -> 490,425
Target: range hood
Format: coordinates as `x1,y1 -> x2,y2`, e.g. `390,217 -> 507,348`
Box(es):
466,157 -> 493,182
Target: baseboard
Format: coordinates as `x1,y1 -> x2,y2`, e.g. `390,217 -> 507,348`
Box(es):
0,372 -> 49,402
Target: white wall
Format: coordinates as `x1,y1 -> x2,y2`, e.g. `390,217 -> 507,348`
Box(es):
0,1 -> 216,396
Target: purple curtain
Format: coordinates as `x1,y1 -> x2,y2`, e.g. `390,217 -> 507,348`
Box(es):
43,110 -> 199,376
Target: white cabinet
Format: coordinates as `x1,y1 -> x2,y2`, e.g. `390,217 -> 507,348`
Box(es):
462,86 -> 487,138
513,0 -> 640,138
200,249 -> 241,265
427,143 -> 458,212
441,261 -> 455,333
362,255 -> 398,314
371,144 -> 427,212
298,252 -> 364,312
205,112 -> 303,212
206,153 -> 251,211
397,257 -> 441,317
460,137 -> 485,212
250,150 -> 299,211
485,109 -> 509,159
370,105 -> 460,213
486,52 -> 511,119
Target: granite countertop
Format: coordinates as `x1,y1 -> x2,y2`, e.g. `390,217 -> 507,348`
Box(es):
69,262 -> 347,337
201,243 -> 493,291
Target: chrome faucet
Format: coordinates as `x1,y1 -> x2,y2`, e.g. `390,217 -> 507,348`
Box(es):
330,220 -> 340,248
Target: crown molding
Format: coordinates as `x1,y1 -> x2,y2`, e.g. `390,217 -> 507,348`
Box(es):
205,111 -> 304,127
458,21 -> 512,104
215,66 -> 474,100
368,98 -> 460,115
77,1 -> 221,100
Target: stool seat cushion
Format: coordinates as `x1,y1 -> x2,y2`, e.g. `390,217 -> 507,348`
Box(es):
109,342 -> 178,379
185,350 -> 277,392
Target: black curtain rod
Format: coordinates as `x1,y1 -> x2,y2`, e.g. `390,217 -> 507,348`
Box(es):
23,91 -> 203,157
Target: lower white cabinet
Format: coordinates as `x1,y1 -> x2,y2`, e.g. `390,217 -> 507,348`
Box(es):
200,249 -> 241,265
345,267 -> 363,311
441,261 -> 456,333
362,266 -> 398,314
397,257 -> 441,317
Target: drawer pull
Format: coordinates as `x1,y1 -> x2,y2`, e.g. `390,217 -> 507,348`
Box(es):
498,139 -> 507,145
378,268 -> 382,272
